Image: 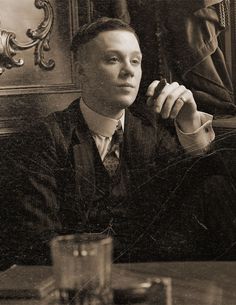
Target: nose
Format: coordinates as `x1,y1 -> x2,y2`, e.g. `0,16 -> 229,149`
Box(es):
120,60 -> 135,78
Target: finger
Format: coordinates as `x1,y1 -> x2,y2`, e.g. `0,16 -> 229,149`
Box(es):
175,89 -> 197,116
147,79 -> 167,106
158,84 -> 185,118
152,82 -> 179,114
170,89 -> 197,120
146,80 -> 160,106
169,98 -> 184,119
183,89 -> 197,112
146,80 -> 160,97
153,79 -> 168,99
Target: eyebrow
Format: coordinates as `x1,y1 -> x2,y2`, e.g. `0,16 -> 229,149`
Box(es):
104,49 -> 142,57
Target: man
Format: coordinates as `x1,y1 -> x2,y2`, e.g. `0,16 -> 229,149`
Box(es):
2,17 -> 235,268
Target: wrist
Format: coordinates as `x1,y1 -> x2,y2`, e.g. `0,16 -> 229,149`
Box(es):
176,111 -> 201,133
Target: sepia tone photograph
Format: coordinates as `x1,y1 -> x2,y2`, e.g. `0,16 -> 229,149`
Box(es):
0,0 -> 236,304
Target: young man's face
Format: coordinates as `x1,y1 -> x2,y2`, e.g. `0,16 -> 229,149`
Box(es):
79,30 -> 142,117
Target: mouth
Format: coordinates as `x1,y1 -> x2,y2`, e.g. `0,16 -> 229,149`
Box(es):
117,84 -> 135,88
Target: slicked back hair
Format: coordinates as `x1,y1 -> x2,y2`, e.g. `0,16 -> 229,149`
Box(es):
71,17 -> 139,56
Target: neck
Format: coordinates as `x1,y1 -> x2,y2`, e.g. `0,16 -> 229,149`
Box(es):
82,96 -> 124,119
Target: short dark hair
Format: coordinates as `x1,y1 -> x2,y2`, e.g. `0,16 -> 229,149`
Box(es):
71,17 -> 138,54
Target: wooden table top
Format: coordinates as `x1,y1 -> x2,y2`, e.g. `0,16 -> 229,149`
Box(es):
1,261 -> 236,304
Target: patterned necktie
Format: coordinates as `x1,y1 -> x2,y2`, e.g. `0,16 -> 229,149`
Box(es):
103,123 -> 123,177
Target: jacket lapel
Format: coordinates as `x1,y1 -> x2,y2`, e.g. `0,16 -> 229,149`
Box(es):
123,106 -> 156,169
68,99 -> 96,204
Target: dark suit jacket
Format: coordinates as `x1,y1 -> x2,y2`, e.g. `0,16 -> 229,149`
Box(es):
1,98 -> 236,268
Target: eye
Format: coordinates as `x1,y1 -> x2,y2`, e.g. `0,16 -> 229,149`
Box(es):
131,58 -> 141,65
107,56 -> 119,63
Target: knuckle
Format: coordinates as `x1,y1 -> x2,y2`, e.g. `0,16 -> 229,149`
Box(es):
172,81 -> 179,86
168,93 -> 175,100
161,112 -> 168,119
170,110 -> 178,118
159,90 -> 166,96
187,89 -> 193,97
147,81 -> 159,95
163,104 -> 171,114
177,98 -> 184,105
173,106 -> 180,115
152,80 -> 159,88
154,106 -> 161,113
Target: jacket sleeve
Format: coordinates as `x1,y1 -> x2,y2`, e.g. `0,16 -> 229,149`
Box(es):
175,112 -> 215,156
1,120 -> 63,268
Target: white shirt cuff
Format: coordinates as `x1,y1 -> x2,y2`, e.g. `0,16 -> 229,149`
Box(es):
175,112 -> 215,156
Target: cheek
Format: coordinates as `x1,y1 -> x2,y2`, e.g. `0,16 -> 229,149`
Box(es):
137,68 -> 142,81
93,69 -> 113,83
86,69 -> 107,87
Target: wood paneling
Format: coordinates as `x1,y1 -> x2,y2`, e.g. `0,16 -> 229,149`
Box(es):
0,0 -> 83,136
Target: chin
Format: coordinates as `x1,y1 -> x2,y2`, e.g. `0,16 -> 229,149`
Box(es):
116,96 -> 136,109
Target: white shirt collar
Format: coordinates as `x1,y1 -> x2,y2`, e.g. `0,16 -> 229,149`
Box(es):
80,99 -> 125,138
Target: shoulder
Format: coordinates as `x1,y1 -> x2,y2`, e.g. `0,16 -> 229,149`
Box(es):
44,98 -> 81,133
26,98 -> 83,150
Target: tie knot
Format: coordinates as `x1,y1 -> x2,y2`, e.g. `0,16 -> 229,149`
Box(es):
113,122 -> 123,144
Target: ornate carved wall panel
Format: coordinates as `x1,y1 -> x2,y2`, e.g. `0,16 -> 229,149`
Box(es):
0,0 -> 84,136
0,0 -> 80,96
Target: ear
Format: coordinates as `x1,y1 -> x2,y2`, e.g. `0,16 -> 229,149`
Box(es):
75,61 -> 87,82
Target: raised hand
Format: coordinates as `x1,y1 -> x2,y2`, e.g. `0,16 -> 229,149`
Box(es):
146,80 -> 201,133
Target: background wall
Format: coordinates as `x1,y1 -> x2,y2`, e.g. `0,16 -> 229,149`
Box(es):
0,0 -> 235,138
0,0 -> 84,137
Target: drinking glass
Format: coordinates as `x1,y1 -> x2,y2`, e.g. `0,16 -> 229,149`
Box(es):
50,233 -> 113,305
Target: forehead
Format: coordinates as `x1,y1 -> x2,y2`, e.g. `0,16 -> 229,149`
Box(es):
86,30 -> 141,55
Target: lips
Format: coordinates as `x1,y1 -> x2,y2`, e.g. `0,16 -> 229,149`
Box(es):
117,84 -> 135,88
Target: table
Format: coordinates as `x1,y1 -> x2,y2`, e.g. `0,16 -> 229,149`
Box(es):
114,262 -> 236,305
1,262 -> 236,304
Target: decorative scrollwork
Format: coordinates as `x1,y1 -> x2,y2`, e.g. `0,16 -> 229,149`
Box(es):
0,0 -> 55,75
